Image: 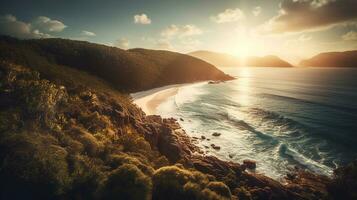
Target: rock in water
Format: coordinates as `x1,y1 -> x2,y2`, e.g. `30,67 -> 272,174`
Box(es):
212,132 -> 221,137
243,159 -> 257,170
211,144 -> 221,150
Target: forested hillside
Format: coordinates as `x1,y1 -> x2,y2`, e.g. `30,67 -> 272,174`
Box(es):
0,36 -> 232,92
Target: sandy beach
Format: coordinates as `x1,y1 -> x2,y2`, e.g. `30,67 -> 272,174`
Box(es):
131,84 -> 185,115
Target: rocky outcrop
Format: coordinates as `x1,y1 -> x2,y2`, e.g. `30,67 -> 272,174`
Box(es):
0,62 -> 339,200
136,113 -> 331,200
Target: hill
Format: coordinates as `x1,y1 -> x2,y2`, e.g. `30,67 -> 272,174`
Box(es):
300,50 -> 357,67
0,62 -> 338,200
0,37 -> 355,200
0,36 -> 232,92
189,50 -> 293,67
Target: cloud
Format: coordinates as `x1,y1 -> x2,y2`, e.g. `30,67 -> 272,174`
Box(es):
342,31 -> 357,41
211,8 -> 245,23
81,30 -> 96,36
180,38 -> 201,50
115,38 -> 130,49
156,39 -> 172,50
161,24 -> 202,38
299,34 -> 312,41
260,0 -> 357,34
161,25 -> 179,37
0,14 -> 51,38
33,16 -> 66,32
252,6 -> 262,17
134,14 -> 151,25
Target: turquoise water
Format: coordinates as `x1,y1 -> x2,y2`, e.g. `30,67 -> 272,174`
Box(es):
156,67 -> 357,179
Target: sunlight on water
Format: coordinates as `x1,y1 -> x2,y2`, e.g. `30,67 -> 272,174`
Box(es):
234,67 -> 252,106
157,67 -> 357,179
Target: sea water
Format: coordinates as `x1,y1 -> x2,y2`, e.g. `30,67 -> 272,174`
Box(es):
156,67 -> 357,179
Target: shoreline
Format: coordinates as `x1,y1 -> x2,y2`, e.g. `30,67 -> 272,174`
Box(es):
131,83 -> 189,115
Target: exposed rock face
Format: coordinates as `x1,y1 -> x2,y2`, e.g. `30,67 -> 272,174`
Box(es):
137,114 -> 331,200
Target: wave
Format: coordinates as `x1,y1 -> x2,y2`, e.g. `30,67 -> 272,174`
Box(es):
278,143 -> 333,175
258,93 -> 357,113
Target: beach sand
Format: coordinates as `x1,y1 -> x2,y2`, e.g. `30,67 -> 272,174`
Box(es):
131,84 -> 183,115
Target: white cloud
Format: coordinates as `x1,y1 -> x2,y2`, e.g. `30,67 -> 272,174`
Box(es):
33,16 -> 67,32
81,30 -> 96,36
0,14 -> 51,38
342,31 -> 357,41
161,25 -> 179,37
115,38 -> 130,49
161,24 -> 202,38
181,25 -> 202,37
252,6 -> 262,17
134,14 -> 151,25
211,8 -> 245,23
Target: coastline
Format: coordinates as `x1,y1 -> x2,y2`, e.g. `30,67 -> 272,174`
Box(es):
131,83 -> 198,115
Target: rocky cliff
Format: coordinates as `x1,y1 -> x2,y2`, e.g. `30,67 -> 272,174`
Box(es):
1,62 -> 350,200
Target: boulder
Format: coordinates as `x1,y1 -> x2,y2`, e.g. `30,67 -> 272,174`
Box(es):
211,144 -> 221,150
212,132 -> 221,137
243,159 -> 256,170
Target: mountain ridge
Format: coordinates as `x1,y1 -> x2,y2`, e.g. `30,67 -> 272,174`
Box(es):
0,36 -> 233,92
300,50 -> 357,67
189,50 -> 293,67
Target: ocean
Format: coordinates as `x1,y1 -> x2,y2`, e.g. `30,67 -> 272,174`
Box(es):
155,67 -> 357,179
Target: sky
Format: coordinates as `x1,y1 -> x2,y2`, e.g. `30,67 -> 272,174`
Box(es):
0,0 -> 357,64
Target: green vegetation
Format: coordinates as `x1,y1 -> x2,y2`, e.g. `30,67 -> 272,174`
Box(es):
152,166 -> 231,200
0,62 -> 232,200
0,37 -> 355,200
0,36 -> 232,92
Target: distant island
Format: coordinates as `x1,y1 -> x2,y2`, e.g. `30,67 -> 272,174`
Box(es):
189,50 -> 293,68
300,50 -> 357,67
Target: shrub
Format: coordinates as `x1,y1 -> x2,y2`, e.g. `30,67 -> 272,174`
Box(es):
67,154 -> 105,199
100,164 -> 152,200
206,182 -> 232,198
117,131 -> 152,154
153,165 -> 234,200
234,187 -> 253,200
107,153 -> 154,176
0,133 -> 71,199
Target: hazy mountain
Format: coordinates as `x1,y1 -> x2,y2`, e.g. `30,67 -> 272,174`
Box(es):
189,50 -> 293,67
300,50 -> 357,67
0,36 -> 232,92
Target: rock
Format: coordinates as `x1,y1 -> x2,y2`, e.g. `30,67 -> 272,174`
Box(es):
229,153 -> 235,159
180,118 -> 184,121
211,144 -> 221,150
243,159 -> 256,170
201,135 -> 206,140
191,155 -> 242,178
208,80 -> 223,84
212,132 -> 221,137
